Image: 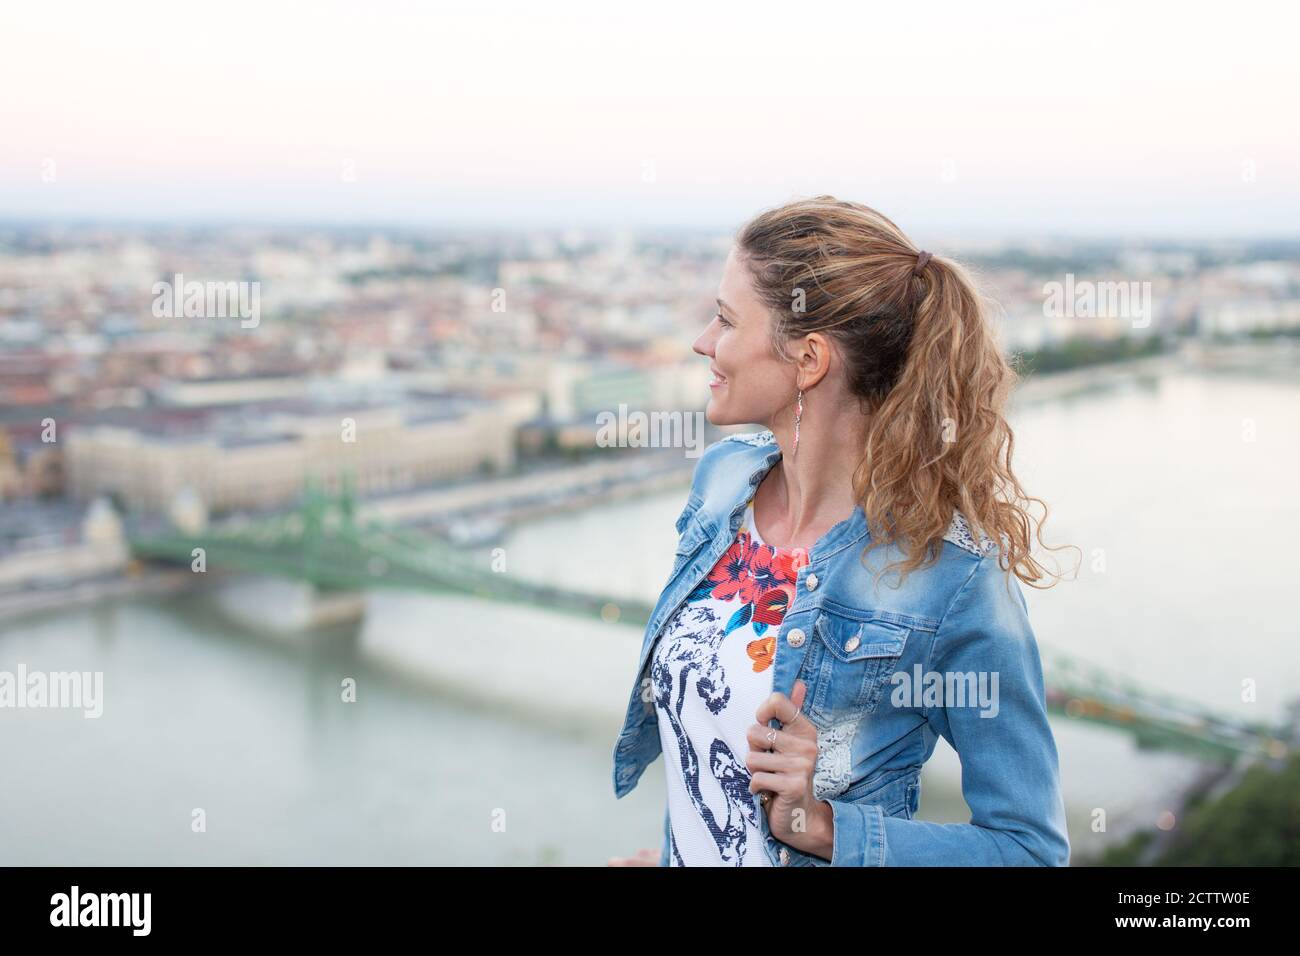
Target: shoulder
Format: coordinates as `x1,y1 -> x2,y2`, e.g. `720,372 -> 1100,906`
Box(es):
933,537 -> 1032,662
678,428 -> 776,525
937,511 -> 1024,611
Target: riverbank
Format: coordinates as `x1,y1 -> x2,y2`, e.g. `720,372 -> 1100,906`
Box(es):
0,566 -> 211,625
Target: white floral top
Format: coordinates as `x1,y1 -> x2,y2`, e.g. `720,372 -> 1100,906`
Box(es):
651,496 -> 811,866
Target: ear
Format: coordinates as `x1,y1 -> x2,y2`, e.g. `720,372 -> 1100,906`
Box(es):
793,332 -> 832,390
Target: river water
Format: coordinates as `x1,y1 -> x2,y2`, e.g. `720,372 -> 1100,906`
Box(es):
2,359 -> 1297,864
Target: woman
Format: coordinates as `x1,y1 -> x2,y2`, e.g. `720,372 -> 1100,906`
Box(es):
608,196 -> 1074,867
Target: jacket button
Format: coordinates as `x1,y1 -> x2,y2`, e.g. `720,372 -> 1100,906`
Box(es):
805,573 -> 818,591
779,847 -> 790,866
844,635 -> 860,652
786,628 -> 805,648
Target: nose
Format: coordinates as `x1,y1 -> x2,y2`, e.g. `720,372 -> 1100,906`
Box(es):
692,325 -> 715,358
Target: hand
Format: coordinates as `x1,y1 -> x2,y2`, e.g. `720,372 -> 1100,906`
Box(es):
607,847 -> 661,866
746,678 -> 834,860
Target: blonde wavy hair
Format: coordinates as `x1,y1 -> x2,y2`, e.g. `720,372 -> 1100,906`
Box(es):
736,195 -> 1078,589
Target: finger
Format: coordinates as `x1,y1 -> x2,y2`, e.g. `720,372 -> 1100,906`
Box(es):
759,686 -> 806,733
745,749 -> 802,776
748,770 -> 798,797
747,722 -> 811,753
779,707 -> 811,735
747,722 -> 816,756
791,678 -> 808,712
755,691 -> 801,727
748,722 -> 784,752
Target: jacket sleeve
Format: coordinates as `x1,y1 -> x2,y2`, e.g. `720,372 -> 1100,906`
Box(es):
782,557 -> 1071,866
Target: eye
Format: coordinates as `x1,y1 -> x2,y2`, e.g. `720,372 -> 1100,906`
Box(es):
714,311 -> 732,328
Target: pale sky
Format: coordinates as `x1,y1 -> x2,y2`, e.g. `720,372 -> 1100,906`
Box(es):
1,0 -> 1297,238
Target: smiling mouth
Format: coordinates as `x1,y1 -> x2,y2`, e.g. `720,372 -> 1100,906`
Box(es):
710,370 -> 728,386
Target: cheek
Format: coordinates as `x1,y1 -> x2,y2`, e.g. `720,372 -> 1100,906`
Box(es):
716,329 -> 755,370
711,334 -> 735,373
721,335 -> 780,386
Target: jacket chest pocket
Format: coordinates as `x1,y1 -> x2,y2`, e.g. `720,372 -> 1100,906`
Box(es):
805,613 -> 911,723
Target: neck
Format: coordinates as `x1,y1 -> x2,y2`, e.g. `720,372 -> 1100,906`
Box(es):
761,401 -> 869,546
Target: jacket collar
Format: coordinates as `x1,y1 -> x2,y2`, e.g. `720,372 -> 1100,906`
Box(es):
714,429 -> 998,560
715,429 -> 871,564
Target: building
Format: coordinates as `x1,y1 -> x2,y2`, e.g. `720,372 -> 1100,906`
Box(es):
64,393 -> 523,514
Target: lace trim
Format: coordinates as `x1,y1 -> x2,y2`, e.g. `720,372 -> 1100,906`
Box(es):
943,510 -> 999,558
717,429 -> 776,448
811,715 -> 860,801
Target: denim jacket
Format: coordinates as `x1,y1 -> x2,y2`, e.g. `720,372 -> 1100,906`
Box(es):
611,429 -> 1070,866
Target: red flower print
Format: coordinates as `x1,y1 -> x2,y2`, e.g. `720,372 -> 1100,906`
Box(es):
752,586 -> 792,628
699,530 -> 811,635
741,543 -> 779,604
771,546 -> 810,583
706,534 -> 753,601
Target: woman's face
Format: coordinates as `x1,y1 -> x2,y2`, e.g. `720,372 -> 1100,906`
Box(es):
693,246 -> 795,428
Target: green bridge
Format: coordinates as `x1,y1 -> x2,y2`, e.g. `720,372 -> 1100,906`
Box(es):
128,484 -> 1295,765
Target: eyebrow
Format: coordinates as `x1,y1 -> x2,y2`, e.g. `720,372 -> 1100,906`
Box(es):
716,298 -> 734,314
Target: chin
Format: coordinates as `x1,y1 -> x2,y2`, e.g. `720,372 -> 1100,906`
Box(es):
704,400 -> 744,428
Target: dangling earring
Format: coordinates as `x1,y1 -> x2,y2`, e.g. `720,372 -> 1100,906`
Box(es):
792,388 -> 804,459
